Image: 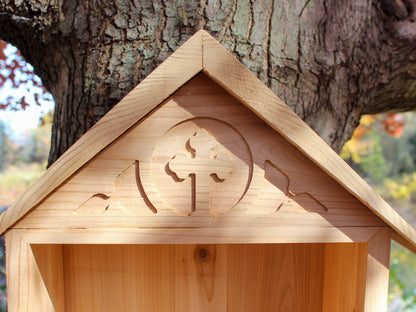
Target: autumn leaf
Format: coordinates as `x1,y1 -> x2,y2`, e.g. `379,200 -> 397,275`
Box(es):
0,41 -> 6,60
0,39 -> 53,111
381,113 -> 405,137
19,97 -> 29,110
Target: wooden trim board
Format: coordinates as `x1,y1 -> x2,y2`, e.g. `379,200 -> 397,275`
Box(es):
6,228 -> 391,312
5,231 -> 64,312
364,228 -> 391,312
6,227 -> 383,245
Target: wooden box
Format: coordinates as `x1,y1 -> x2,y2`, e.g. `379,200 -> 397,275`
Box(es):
1,30 -> 415,312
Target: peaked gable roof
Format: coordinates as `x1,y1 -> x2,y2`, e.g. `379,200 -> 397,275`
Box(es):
1,30 -> 416,252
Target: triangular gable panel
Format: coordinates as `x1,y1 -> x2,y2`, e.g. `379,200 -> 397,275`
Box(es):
16,74 -> 384,243
2,30 -> 416,252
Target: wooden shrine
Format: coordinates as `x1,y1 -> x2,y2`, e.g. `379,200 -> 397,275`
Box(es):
1,30 -> 416,312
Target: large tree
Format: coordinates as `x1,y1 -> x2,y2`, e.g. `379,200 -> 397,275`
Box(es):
0,0 -> 415,164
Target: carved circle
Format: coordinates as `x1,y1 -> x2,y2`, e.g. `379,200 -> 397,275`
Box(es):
150,117 -> 253,216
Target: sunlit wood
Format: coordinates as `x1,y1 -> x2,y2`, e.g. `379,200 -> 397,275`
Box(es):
1,30 -> 412,312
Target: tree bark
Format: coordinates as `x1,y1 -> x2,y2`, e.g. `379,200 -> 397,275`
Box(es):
0,0 -> 416,164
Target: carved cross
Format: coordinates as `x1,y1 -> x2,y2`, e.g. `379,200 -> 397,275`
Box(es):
168,129 -> 235,214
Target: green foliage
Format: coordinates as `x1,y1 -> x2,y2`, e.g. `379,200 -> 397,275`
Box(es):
357,128 -> 387,184
0,113 -> 51,206
0,162 -> 46,206
0,110 -> 52,176
19,110 -> 52,164
342,113 -> 416,187
376,115 -> 416,204
0,111 -> 52,310
382,173 -> 416,201
379,114 -> 416,177
0,121 -> 17,173
342,112 -> 416,311
390,242 -> 416,311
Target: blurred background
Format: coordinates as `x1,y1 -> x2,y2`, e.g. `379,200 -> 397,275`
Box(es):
0,40 -> 416,312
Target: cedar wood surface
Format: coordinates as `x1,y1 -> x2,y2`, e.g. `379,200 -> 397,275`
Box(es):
15,74 -> 385,240
7,228 -> 380,312
0,30 -> 414,253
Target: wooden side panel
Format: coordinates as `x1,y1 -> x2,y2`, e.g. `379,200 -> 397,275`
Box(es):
322,243 -> 368,311
62,244 -> 326,312
31,245 -> 65,312
5,230 -> 23,312
364,228 -> 391,312
5,231 -> 58,312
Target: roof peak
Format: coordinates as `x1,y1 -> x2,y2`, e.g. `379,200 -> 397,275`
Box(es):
2,30 -> 416,253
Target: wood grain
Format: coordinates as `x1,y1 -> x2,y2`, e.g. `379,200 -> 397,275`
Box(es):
6,228 -> 392,311
11,241 -> 376,312
5,231 -> 58,312
364,228 -> 391,312
5,230 -> 21,311
2,29 -> 415,253
31,244 -> 65,312
322,243 -> 367,311
61,244 -> 326,312
201,30 -> 416,252
2,31 -> 406,312
226,243 -> 325,311
15,75 -> 384,238
8,227 -> 382,245
0,30 -> 204,234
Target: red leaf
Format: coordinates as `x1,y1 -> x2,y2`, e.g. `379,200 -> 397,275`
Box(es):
11,60 -> 19,71
0,40 -> 7,60
34,93 -> 40,103
381,113 -> 405,137
19,96 -> 29,110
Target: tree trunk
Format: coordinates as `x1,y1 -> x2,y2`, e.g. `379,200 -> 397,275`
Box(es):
0,0 -> 415,164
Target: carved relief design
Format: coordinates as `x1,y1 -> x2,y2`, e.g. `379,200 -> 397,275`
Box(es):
74,161 -> 148,215
167,129 -> 235,210
74,193 -> 111,215
250,160 -> 328,214
168,129 -> 235,182
74,117 -> 328,217
75,118 -> 253,217
142,118 -> 253,216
